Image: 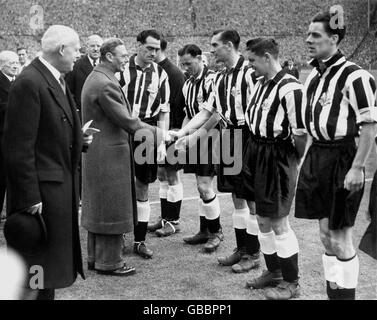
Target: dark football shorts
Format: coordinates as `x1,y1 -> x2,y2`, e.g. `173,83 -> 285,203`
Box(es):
295,138 -> 364,230
133,118 -> 158,184
242,135 -> 299,217
183,128 -> 219,177
217,125 -> 251,200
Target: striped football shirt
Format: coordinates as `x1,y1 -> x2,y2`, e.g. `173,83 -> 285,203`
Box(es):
303,51 -> 377,141
122,54 -> 170,120
182,66 -> 216,120
204,56 -> 258,127
246,69 -> 305,139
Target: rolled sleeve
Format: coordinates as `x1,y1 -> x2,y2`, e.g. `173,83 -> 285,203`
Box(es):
348,71 -> 377,124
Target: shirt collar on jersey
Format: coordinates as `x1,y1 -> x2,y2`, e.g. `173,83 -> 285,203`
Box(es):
223,55 -> 245,75
130,54 -> 156,73
189,65 -> 207,84
309,50 -> 345,74
260,68 -> 286,86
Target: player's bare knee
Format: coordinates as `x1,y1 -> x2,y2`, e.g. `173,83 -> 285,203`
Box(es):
319,230 -> 332,251
197,182 -> 213,200
136,181 -> 149,201
271,219 -> 289,236
257,216 -> 272,233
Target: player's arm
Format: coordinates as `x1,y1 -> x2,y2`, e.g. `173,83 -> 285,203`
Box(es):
345,72 -> 377,192
283,85 -> 307,159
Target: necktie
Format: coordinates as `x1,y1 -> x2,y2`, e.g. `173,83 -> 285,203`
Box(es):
59,75 -> 66,95
93,59 -> 97,67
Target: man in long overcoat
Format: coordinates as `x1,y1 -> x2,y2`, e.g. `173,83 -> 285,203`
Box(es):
2,25 -> 90,300
81,38 -> 162,276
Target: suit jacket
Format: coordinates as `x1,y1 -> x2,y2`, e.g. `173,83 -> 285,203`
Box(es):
81,64 -> 157,234
158,58 -> 186,129
2,57 -> 84,289
0,71 -> 12,135
66,55 -> 93,113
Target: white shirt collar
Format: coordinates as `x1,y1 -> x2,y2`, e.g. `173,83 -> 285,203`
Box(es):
1,71 -> 14,82
39,56 -> 61,82
87,55 -> 98,67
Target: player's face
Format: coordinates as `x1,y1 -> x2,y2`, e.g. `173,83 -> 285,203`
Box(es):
87,37 -> 103,60
179,54 -> 202,77
111,45 -> 129,73
247,50 -> 268,77
138,36 -> 160,65
210,33 -> 230,64
17,50 -> 27,65
306,22 -> 337,60
1,56 -> 19,77
60,39 -> 81,73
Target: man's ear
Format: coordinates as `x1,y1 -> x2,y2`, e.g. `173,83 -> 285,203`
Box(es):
330,34 -> 339,46
58,45 -> 65,57
105,52 -> 113,63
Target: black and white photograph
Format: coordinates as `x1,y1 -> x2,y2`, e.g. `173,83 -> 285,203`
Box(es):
0,0 -> 376,309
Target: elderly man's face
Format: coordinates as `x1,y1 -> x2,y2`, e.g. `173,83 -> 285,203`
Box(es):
17,49 -> 28,65
60,39 -> 81,73
138,36 -> 160,65
1,55 -> 19,77
87,37 -> 103,61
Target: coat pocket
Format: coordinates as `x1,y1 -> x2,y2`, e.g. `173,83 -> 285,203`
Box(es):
38,169 -> 64,182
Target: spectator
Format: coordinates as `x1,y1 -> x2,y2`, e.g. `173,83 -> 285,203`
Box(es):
16,47 -> 30,74
0,50 -> 19,223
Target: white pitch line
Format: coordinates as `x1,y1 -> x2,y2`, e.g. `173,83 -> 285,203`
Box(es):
149,178 -> 375,205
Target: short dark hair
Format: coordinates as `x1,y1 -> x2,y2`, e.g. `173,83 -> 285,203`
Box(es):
100,38 -> 124,61
136,29 -> 161,44
17,47 -> 27,53
160,38 -> 167,51
212,29 -> 240,50
178,44 -> 202,57
248,38 -> 279,59
312,10 -> 346,44
246,38 -> 264,51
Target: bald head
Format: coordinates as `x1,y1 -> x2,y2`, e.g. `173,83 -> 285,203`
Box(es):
86,34 -> 103,61
41,25 -> 81,74
0,51 -> 19,77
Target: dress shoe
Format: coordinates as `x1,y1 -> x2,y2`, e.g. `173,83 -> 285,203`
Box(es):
147,217 -> 163,232
134,242 -> 153,259
183,230 -> 210,245
246,269 -> 283,289
264,280 -> 300,300
218,247 -> 245,266
203,229 -> 224,253
87,262 -> 95,271
232,252 -> 260,273
96,264 -> 136,277
155,220 -> 180,237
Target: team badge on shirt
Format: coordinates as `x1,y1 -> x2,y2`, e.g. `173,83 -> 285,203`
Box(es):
318,91 -> 332,108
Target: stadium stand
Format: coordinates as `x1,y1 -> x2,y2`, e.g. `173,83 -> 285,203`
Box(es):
0,0 -> 375,68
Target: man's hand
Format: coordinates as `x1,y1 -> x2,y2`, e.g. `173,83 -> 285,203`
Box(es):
344,167 -> 365,193
26,202 -> 42,215
157,142 -> 167,162
169,130 -> 185,141
175,136 -> 189,151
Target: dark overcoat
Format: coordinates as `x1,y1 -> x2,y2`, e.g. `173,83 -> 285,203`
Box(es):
81,64 -> 156,235
2,58 -> 84,289
65,55 -> 93,114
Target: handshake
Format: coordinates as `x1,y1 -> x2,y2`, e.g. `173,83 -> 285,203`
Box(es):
157,129 -> 192,162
